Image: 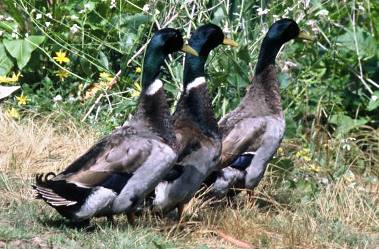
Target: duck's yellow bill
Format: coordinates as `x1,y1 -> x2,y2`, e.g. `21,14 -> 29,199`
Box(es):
181,44 -> 199,56
298,31 -> 314,41
223,38 -> 239,47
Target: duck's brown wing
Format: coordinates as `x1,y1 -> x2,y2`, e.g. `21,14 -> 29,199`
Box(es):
219,117 -> 266,169
52,126 -> 154,187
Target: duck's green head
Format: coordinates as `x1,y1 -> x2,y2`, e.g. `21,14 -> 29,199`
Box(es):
149,28 -> 198,56
189,23 -> 238,56
255,19 -> 313,75
266,18 -> 313,43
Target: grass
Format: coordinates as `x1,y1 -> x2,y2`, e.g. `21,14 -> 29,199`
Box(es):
1,0 -> 378,248
0,0 -> 379,249
0,111 -> 378,249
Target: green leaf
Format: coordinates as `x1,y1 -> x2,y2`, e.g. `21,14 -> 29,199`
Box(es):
333,164 -> 348,178
99,51 -> 109,70
27,36 -> 46,48
80,57 -> 93,77
367,91 -> 379,111
237,45 -> 250,65
0,43 -> 14,75
296,179 -> 315,194
112,13 -> 150,33
152,241 -> 166,249
278,72 -> 290,89
3,36 -> 45,69
329,113 -> 369,137
212,6 -> 225,25
119,33 -> 137,52
83,1 -> 96,12
336,28 -> 376,59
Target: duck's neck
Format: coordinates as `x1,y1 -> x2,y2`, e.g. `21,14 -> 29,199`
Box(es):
183,55 -> 206,86
175,54 -> 218,137
134,49 -> 175,146
245,36 -> 283,115
255,37 -> 283,76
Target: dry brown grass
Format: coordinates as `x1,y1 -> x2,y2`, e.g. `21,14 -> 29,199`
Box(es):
157,179 -> 378,249
0,112 -> 378,249
0,111 -> 98,176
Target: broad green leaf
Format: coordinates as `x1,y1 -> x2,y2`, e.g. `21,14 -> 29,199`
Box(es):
212,7 -> 225,25
0,43 -> 14,75
278,72 -> 290,89
112,13 -> 150,33
3,36 -> 45,69
83,1 -> 96,12
27,36 -> 46,48
296,179 -> 315,194
99,51 -> 109,70
336,27 -> 376,59
237,45 -> 250,64
367,91 -> 379,111
329,113 -> 369,137
80,57 -> 93,77
119,33 -> 137,52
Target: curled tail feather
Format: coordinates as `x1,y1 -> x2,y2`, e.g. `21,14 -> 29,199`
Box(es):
33,173 -> 77,207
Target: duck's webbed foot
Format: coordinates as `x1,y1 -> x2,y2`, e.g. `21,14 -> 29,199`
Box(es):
177,203 -> 185,222
70,219 -> 95,231
127,212 -> 136,226
106,215 -> 115,224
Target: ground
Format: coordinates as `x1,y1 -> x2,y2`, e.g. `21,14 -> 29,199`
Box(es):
0,112 -> 378,249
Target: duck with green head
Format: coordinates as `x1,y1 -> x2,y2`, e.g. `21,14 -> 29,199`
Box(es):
209,19 -> 313,196
33,28 -> 198,225
153,24 -> 238,217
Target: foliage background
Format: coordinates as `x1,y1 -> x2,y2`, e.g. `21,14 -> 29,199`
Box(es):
0,0 -> 378,248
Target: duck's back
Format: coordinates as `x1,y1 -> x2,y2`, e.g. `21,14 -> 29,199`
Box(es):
219,65 -> 282,135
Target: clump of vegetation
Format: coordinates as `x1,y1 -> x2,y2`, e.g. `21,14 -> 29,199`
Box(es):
0,0 -> 378,248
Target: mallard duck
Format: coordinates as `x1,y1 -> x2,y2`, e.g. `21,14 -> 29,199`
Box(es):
33,28 -> 198,225
153,24 -> 238,217
209,19 -> 313,196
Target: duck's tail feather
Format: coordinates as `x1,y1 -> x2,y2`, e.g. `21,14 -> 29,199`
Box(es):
33,173 -> 91,208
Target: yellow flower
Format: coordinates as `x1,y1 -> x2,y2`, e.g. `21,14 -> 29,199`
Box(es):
295,148 -> 312,162
6,107 -> 20,119
9,72 -> 21,82
342,171 -> 355,183
309,164 -> 321,173
130,81 -> 141,97
135,67 -> 142,74
81,72 -> 119,101
53,50 -> 70,64
277,147 -> 284,156
99,72 -> 113,82
0,75 -> 8,83
16,94 -> 28,105
55,69 -> 69,81
0,72 -> 21,84
99,71 -> 118,90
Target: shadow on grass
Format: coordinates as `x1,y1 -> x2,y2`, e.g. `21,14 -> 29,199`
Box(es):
36,216 -> 98,232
